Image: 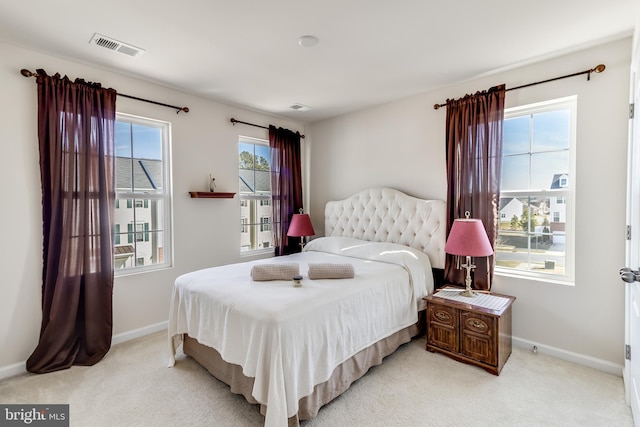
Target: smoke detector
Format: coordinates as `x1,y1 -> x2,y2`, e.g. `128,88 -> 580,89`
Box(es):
89,33 -> 145,57
289,103 -> 311,112
298,35 -> 319,48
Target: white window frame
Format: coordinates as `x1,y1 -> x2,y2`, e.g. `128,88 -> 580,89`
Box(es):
114,113 -> 173,275
239,136 -> 273,256
496,96 -> 576,285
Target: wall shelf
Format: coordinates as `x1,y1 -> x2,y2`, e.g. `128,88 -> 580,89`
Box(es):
189,192 -> 236,199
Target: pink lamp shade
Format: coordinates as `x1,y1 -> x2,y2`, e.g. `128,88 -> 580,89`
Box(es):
287,213 -> 315,237
445,216 -> 493,257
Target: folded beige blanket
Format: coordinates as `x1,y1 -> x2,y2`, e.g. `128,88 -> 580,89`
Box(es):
251,263 -> 300,281
308,263 -> 355,280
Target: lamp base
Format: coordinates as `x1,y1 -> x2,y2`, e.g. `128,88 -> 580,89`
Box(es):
459,288 -> 478,298
460,257 -> 478,298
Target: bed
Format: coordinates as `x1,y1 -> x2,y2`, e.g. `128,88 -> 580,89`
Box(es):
168,187 -> 446,427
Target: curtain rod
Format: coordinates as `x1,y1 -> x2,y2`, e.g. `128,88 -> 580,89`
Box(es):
20,69 -> 190,114
433,63 -> 606,110
230,118 -> 305,138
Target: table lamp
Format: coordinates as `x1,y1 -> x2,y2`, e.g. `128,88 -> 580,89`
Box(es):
445,211 -> 494,297
287,209 -> 315,249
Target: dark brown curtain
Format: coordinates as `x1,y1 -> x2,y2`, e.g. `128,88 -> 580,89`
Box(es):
269,125 -> 303,256
26,69 -> 117,373
444,85 -> 505,291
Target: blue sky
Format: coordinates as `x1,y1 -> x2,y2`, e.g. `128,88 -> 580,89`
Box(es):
502,109 -> 570,191
116,122 -> 163,160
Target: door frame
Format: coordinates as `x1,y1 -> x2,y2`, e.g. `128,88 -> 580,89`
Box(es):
624,21 -> 640,424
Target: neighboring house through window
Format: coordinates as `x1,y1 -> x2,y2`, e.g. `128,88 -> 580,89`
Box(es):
114,113 -> 172,273
496,96 -> 576,283
239,136 -> 273,253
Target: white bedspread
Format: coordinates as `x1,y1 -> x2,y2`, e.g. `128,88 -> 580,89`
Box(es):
168,237 -> 433,427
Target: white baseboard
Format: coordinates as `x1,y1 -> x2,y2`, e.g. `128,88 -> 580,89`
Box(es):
513,336 -> 624,377
111,321 -> 167,346
0,361 -> 28,381
0,321 -> 168,381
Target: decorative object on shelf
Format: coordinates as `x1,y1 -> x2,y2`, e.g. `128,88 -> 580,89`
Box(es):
444,211 -> 493,297
209,174 -> 216,192
287,208 -> 315,249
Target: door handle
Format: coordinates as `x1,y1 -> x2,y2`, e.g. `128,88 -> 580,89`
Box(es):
619,267 -> 640,283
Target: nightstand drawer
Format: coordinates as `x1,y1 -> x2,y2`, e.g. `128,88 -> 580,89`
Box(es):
461,311 -> 494,336
427,303 -> 458,352
460,311 -> 496,365
429,303 -> 456,326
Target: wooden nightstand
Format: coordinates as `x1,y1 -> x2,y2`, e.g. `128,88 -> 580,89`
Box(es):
423,286 -> 515,375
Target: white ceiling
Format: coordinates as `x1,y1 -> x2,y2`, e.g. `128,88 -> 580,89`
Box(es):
0,0 -> 636,123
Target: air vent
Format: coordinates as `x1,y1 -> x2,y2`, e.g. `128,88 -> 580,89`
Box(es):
89,33 -> 145,57
289,103 -> 311,111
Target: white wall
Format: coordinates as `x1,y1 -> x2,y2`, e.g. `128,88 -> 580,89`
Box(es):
0,41 -> 304,373
308,38 -> 631,369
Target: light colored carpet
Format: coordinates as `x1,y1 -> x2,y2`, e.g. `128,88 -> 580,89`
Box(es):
0,331 -> 633,426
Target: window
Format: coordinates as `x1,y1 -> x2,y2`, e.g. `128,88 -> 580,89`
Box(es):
134,223 -> 148,242
114,113 -> 172,273
239,136 -> 273,253
496,96 -> 576,283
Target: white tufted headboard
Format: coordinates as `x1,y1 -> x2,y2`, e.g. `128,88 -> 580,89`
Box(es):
324,188 -> 446,269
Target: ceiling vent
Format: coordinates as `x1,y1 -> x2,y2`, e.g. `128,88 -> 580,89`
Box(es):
89,33 -> 145,57
289,103 -> 311,112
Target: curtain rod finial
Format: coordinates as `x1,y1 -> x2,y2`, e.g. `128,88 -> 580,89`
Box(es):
433,103 -> 442,110
592,64 -> 606,74
21,69 -> 36,78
